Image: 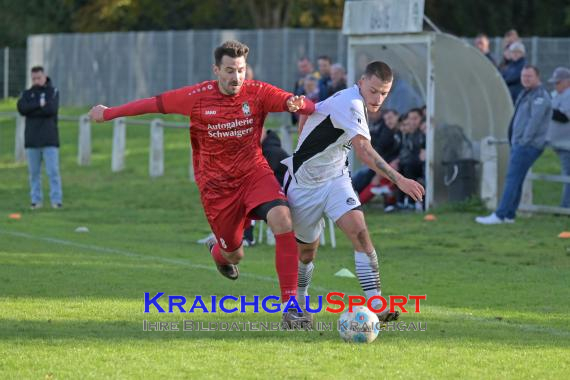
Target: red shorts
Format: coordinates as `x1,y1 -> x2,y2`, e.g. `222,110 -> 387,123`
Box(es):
202,169 -> 286,252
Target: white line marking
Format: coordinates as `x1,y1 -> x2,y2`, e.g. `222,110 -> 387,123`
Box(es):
2,229 -> 569,338
0,229 -> 333,291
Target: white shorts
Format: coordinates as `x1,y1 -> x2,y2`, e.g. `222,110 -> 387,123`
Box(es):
284,171 -> 361,243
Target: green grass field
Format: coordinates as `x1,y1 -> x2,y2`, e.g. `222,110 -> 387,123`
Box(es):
1,100 -> 569,379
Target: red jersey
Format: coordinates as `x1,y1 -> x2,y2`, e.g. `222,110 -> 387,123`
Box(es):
103,80 -> 313,249
157,80 -> 295,196
103,80 -> 314,203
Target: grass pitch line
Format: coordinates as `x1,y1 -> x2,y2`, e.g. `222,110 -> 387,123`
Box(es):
2,229 -> 569,338
0,229 -> 333,293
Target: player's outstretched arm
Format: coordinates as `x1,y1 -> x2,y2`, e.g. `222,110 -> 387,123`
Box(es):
352,135 -> 425,202
89,97 -> 160,123
261,83 -> 315,115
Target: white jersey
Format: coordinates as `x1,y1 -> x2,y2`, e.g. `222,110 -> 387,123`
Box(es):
282,85 -> 371,188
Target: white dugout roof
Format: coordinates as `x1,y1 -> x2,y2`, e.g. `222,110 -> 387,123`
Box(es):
348,33 -> 513,207
344,1 -> 513,208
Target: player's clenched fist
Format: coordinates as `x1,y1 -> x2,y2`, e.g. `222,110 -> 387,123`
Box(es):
89,104 -> 108,122
286,95 -> 305,113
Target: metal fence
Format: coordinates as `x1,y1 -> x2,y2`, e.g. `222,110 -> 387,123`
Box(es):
0,47 -> 26,98
20,31 -> 570,107
25,29 -> 347,107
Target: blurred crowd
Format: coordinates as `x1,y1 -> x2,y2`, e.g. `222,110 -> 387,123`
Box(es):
474,29 -> 570,223
289,34 -> 570,217
290,55 -> 426,212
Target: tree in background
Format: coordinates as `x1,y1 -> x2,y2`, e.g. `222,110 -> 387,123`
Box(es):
0,0 -> 75,46
0,0 -> 569,47
425,0 -> 570,37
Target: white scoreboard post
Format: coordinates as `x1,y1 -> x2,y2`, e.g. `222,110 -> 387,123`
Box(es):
342,0 -> 424,36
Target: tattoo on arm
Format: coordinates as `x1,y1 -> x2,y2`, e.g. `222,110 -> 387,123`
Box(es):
355,136 -> 400,184
374,158 -> 399,184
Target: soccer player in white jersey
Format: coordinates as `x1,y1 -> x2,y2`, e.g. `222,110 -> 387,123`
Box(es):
281,61 -> 425,322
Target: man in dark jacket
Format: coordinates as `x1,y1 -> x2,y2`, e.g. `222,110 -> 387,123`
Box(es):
397,109 -> 425,208
501,42 -> 526,104
474,33 -> 496,66
17,66 -> 62,209
261,128 -> 289,186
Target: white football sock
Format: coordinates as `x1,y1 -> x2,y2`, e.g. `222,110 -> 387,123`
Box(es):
354,250 -> 382,309
297,261 -> 314,298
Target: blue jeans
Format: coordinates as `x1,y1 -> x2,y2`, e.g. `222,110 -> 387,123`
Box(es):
495,145 -> 543,219
555,149 -> 570,208
26,147 -> 63,205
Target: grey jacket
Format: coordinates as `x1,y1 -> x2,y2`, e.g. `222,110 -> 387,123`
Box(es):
510,85 -> 552,149
546,87 -> 570,151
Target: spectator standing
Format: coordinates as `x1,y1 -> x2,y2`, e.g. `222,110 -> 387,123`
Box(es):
292,57 -> 319,125
474,33 -> 496,66
545,67 -> 570,208
329,63 -> 347,95
477,66 -> 552,224
501,41 -> 527,104
17,66 -> 62,209
317,55 -> 332,100
499,29 -> 521,71
293,57 -> 319,96
303,75 -> 320,103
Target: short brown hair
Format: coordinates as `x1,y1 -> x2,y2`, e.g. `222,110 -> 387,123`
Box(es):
31,66 -> 44,73
364,61 -> 393,83
523,64 -> 540,76
214,40 -> 249,66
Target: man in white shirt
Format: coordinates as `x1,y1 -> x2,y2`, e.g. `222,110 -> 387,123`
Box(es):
281,61 -> 425,323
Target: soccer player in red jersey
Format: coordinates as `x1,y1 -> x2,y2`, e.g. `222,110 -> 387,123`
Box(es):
89,40 -> 315,326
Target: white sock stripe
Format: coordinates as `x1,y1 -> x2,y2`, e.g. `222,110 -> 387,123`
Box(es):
354,250 -> 382,296
297,261 -> 314,289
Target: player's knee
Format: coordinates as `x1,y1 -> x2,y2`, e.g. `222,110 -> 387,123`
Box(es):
347,225 -> 370,246
299,249 -> 316,264
346,223 -> 366,238
267,206 -> 293,234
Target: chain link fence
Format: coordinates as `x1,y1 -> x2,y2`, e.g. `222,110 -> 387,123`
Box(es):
26,29 -> 347,107
0,31 -> 568,105
0,47 -> 26,98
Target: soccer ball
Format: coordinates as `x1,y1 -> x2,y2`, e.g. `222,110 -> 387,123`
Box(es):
338,306 -> 380,343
